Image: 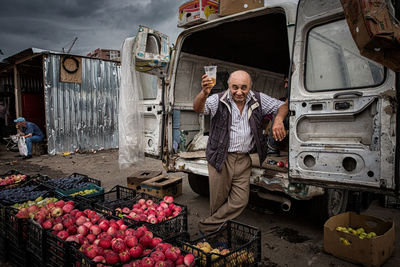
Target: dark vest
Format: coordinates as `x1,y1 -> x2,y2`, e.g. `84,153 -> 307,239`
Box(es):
206,90 -> 268,172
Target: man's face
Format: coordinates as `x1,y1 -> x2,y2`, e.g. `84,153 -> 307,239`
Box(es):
16,122 -> 25,128
228,71 -> 251,104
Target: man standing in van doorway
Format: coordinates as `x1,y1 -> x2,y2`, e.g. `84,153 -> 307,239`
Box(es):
193,70 -> 288,234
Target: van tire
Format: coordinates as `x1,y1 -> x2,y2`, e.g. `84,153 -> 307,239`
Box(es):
188,173 -> 209,196
311,189 -> 348,223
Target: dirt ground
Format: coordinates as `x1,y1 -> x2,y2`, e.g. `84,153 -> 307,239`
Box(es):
0,145 -> 399,267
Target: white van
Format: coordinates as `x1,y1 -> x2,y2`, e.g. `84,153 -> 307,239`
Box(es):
127,0 -> 398,220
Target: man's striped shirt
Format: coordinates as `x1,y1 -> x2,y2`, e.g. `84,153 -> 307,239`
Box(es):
203,90 -> 284,153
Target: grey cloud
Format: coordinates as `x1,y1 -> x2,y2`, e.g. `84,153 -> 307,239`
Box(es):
0,0 -> 183,60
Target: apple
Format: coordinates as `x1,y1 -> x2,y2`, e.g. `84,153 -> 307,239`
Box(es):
151,237 -> 163,248
141,256 -> 154,267
119,250 -> 131,263
90,225 -> 101,235
92,255 -> 105,263
111,238 -> 126,253
77,225 -> 89,236
129,245 -> 143,259
85,244 -> 98,259
125,235 -> 138,248
105,251 -> 119,264
98,238 -> 112,249
150,251 -> 165,262
62,203 -> 74,213
56,230 -> 69,240
165,246 -> 181,261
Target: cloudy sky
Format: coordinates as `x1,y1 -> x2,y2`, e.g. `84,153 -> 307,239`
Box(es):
0,0 -> 184,61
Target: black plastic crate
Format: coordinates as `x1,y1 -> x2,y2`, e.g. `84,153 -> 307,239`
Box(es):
46,230 -> 74,267
26,220 -> 47,262
179,220 -> 261,267
0,235 -> 6,262
26,200 -> 85,265
7,241 -> 29,267
29,252 -> 45,267
0,170 -> 30,190
94,191 -> 187,239
3,189 -> 62,255
4,206 -> 28,249
85,185 -> 136,212
383,195 -> 400,209
39,173 -> 101,191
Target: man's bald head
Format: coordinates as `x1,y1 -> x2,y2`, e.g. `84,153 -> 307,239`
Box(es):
228,70 -> 252,89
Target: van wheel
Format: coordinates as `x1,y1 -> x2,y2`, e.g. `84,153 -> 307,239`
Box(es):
311,189 -> 348,223
188,173 -> 209,196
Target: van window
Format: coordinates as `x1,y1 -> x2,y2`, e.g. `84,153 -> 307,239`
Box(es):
305,19 -> 384,92
138,72 -> 158,99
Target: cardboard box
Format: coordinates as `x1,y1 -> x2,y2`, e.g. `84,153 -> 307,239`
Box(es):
341,0 -> 400,71
127,170 -> 162,191
134,25 -> 170,77
178,0 -> 219,28
139,174 -> 183,198
219,0 -> 264,17
324,212 -> 395,267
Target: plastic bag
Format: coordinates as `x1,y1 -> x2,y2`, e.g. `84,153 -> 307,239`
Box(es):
118,37 -> 145,169
18,137 -> 28,156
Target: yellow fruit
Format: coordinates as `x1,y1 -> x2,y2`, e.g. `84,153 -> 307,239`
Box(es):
202,242 -> 212,250
201,246 -> 210,253
367,232 -> 377,238
220,249 -> 230,255
339,237 -> 351,246
356,227 -> 365,235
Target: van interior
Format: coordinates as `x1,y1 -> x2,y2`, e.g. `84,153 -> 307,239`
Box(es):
171,11 -> 290,168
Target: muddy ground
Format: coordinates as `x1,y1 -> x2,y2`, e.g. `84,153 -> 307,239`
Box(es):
0,145 -> 399,267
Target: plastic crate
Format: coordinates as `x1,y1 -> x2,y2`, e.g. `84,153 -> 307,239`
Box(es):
7,241 -> 29,267
383,195 -> 400,209
85,185 -> 136,212
39,172 -> 101,191
95,191 -> 188,239
0,169 -> 30,190
4,206 -> 29,249
179,220 -> 261,267
26,200 -> 85,265
26,219 -> 47,263
46,230 -> 74,267
29,252 -> 45,267
0,235 -> 6,262
56,183 -> 104,202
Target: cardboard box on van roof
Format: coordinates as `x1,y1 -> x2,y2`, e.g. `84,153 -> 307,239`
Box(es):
219,0 -> 264,16
324,212 -> 395,267
178,0 -> 219,28
341,0 -> 400,71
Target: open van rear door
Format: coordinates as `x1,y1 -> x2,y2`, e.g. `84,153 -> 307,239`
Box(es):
289,0 -> 397,193
132,25 -> 171,157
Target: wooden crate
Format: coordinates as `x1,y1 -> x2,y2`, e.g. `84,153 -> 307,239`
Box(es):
32,141 -> 47,156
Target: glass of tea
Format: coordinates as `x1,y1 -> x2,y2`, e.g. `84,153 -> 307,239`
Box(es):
204,66 -> 217,87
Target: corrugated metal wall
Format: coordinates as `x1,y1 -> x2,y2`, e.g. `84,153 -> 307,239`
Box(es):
44,54 -> 120,155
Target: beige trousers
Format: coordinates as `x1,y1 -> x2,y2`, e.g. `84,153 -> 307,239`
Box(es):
198,153 -> 252,234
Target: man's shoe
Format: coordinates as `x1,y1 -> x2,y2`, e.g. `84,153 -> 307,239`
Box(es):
267,148 -> 280,157
22,155 -> 32,160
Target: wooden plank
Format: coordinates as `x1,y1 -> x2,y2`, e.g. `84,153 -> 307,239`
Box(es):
60,55 -> 82,84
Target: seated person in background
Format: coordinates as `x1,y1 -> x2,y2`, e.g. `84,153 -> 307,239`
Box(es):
14,117 -> 44,159
267,77 -> 289,157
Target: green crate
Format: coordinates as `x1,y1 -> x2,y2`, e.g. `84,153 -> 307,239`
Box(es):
55,184 -> 104,202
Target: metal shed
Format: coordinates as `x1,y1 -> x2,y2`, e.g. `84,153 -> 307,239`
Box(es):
0,48 -> 121,154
